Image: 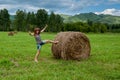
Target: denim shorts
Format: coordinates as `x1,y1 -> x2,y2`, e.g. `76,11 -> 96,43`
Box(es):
37,41 -> 46,50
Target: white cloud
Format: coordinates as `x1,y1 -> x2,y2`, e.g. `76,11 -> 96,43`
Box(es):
0,0 -> 120,15
109,0 -> 120,2
0,0 -> 102,15
0,4 -> 14,9
0,4 -> 49,15
95,8 -> 120,16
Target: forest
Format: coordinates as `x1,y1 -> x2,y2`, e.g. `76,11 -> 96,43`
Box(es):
0,8 -> 120,33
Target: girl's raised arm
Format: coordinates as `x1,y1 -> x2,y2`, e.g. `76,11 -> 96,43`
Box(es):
41,24 -> 48,32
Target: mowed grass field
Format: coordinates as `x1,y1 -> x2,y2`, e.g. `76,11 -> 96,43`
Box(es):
0,32 -> 120,80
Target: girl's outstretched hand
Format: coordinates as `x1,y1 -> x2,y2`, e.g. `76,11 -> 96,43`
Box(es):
28,31 -> 34,36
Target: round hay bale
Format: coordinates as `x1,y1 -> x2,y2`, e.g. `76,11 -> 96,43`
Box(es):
51,32 -> 91,60
8,32 -> 14,36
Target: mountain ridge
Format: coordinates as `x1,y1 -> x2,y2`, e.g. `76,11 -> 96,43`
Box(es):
10,12 -> 120,24
60,12 -> 120,24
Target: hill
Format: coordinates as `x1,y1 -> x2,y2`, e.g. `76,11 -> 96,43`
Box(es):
10,13 -> 120,24
61,12 -> 120,24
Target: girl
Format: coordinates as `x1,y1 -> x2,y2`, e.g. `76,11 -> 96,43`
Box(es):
29,25 -> 58,62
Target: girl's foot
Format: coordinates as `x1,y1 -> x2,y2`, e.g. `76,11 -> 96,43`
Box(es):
34,59 -> 38,63
54,41 -> 59,44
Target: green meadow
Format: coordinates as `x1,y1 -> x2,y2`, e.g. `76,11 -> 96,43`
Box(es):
0,32 -> 120,80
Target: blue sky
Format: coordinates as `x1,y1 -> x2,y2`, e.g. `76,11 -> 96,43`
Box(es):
0,0 -> 120,16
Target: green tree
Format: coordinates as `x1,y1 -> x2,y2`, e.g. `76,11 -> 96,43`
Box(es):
48,12 -> 63,32
0,9 -> 10,31
48,12 -> 56,32
14,9 -> 27,31
54,14 -> 64,32
36,9 -> 48,28
26,12 -> 36,30
100,24 -> 107,33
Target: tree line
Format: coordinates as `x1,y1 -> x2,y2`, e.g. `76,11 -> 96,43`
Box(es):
12,9 -> 64,32
0,9 -> 64,32
0,8 -> 120,33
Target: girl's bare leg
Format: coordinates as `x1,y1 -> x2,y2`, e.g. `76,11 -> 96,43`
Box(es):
34,50 -> 40,62
45,40 -> 58,44
34,40 -> 58,62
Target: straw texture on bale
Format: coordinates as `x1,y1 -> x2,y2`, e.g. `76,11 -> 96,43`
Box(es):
51,32 -> 91,60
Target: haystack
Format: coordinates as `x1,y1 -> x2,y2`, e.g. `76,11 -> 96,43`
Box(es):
8,31 -> 17,36
8,32 -> 14,36
51,32 -> 91,60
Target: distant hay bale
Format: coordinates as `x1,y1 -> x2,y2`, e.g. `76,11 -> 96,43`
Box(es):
8,31 -> 18,36
8,32 -> 14,36
51,32 -> 91,60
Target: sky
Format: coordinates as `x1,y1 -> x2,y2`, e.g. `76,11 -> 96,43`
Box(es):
0,0 -> 120,16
